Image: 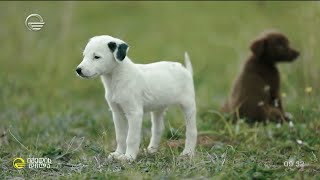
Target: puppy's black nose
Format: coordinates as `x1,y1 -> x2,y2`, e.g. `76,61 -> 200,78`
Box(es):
76,67 -> 82,75
295,51 -> 300,57
292,50 -> 300,59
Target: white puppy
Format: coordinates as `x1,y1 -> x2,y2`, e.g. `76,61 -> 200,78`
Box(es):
76,35 -> 197,161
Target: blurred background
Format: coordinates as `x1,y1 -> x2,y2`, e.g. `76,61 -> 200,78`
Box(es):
0,2 -> 319,177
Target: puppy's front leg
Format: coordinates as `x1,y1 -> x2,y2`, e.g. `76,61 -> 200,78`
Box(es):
119,107 -> 143,161
107,103 -> 128,160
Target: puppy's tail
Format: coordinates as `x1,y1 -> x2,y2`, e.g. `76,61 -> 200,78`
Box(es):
184,52 -> 193,75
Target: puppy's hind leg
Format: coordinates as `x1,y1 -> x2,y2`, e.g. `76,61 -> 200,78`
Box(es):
180,100 -> 197,157
265,106 -> 287,123
147,109 -> 166,154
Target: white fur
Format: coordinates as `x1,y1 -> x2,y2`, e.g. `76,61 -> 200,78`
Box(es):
76,35 -> 197,161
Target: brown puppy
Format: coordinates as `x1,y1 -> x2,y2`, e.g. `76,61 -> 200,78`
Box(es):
222,31 -> 299,123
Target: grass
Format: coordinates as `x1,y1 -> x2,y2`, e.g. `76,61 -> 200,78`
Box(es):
0,1 -> 319,179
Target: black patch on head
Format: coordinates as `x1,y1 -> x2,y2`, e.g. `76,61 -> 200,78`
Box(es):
108,42 -> 117,52
116,43 -> 128,61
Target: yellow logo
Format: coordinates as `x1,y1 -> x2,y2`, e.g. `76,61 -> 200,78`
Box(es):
13,158 -> 26,169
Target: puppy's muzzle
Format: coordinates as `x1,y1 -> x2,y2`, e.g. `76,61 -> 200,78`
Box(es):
289,49 -> 300,61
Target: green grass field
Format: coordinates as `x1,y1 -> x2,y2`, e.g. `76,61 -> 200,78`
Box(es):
0,1 -> 319,179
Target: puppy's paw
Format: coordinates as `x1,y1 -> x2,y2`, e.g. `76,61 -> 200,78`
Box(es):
180,150 -> 195,158
118,154 -> 134,162
284,112 -> 293,120
289,121 -> 295,128
276,123 -> 282,128
146,146 -> 158,154
107,151 -> 123,161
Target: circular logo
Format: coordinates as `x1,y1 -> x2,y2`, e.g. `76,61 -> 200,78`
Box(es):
25,14 -> 45,31
13,158 -> 26,169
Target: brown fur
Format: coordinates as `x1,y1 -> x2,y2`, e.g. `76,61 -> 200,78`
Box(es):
222,31 -> 299,123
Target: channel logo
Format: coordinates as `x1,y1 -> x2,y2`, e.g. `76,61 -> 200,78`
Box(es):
25,14 -> 45,31
13,157 -> 52,169
13,158 -> 26,169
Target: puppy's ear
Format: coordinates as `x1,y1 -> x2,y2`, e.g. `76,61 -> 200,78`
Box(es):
108,41 -> 129,63
250,38 -> 265,57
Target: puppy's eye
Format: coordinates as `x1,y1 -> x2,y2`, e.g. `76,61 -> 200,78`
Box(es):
94,55 -> 101,59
